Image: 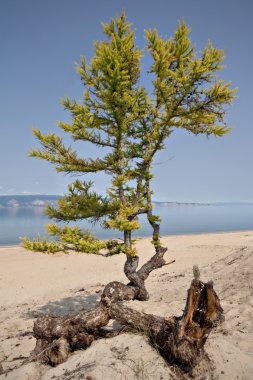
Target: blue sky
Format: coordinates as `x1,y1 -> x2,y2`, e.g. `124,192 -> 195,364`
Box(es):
0,0 -> 252,202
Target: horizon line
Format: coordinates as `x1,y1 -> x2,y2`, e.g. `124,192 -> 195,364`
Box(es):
0,194 -> 252,204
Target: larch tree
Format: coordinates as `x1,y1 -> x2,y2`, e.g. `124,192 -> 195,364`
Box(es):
24,12 -> 236,298
25,12 -> 236,370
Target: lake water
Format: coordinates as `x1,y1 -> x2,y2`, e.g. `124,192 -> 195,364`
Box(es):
0,203 -> 252,246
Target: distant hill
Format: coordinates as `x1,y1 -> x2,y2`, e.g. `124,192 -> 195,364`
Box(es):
0,195 -> 213,208
153,201 -> 211,206
0,195 -> 61,208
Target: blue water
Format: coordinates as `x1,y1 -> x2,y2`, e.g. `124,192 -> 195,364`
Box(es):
0,204 -> 252,246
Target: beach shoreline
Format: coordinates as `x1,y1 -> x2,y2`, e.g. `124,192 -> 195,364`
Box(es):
1,230 -> 253,379
1,228 -> 253,249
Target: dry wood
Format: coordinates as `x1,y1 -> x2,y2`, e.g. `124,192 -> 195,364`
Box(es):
30,270 -> 224,371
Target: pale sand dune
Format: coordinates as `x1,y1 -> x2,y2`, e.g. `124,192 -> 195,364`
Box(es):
0,231 -> 253,379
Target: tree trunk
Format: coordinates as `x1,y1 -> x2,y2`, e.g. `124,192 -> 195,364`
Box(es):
123,230 -> 150,300
30,275 -> 224,372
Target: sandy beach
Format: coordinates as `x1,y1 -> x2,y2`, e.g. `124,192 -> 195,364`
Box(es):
0,230 -> 253,379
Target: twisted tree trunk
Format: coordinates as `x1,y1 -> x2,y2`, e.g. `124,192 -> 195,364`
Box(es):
30,265 -> 224,372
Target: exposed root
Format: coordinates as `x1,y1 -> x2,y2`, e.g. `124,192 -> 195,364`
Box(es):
30,275 -> 224,372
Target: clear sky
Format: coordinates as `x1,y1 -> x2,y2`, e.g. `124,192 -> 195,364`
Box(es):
1,0 -> 252,202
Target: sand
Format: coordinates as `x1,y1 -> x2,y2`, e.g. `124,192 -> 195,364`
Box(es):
0,230 -> 253,379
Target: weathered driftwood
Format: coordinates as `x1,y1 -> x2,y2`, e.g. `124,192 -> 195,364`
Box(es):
30,249 -> 224,372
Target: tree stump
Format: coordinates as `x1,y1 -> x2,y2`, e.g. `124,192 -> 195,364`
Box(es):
30,275 -> 224,372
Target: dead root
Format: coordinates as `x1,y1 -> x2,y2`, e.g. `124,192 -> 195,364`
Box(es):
30,275 -> 224,372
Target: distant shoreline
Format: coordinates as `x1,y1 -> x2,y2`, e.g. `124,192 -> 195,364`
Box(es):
1,229 -> 253,249
0,194 -> 252,208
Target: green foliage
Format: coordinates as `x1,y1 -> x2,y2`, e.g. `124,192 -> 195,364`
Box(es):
21,225 -> 107,255
106,240 -> 125,255
26,12 -> 236,255
21,225 -> 128,256
147,215 -> 161,224
45,224 -> 107,254
21,236 -> 63,254
104,203 -> 141,231
45,180 -> 118,222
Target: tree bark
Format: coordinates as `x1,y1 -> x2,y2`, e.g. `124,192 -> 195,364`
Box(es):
123,230 -> 151,300
30,275 -> 224,371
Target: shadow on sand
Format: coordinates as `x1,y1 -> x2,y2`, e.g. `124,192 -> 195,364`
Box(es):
23,292 -> 101,319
